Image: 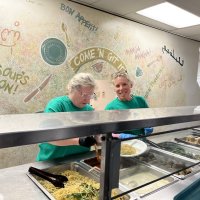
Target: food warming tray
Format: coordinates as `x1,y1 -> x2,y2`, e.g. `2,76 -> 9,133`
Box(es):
175,133 -> 200,148
80,155 -> 147,172
158,141 -> 200,160
80,157 -> 176,198
134,147 -> 200,179
119,157 -> 177,197
27,162 -> 99,200
27,162 -> 131,200
80,156 -> 101,172
192,128 -> 200,134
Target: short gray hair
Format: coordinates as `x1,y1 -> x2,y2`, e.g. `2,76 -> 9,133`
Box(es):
67,73 -> 96,93
111,70 -> 133,85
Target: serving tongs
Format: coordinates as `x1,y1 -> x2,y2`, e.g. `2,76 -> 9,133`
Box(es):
28,166 -> 68,188
145,139 -> 163,149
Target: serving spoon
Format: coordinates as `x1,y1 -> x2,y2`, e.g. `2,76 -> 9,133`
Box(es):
94,144 -> 101,162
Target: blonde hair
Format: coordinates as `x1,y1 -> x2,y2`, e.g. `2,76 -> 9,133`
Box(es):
111,70 -> 133,85
67,73 -> 96,93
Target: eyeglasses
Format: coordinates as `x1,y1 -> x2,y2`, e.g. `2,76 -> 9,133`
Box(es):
79,91 -> 95,99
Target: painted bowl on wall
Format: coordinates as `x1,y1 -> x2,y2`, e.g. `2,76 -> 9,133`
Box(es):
41,38 -> 67,66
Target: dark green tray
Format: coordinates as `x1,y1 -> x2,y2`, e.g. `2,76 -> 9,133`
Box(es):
174,178 -> 200,200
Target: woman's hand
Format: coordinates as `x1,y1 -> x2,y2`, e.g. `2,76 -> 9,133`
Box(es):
79,136 -> 97,148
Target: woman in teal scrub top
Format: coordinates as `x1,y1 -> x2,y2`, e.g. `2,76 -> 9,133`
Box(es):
36,73 -> 98,161
105,70 -> 153,138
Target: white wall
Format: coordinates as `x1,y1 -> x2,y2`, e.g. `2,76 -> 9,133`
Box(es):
0,0 -> 200,168
0,0 -> 200,115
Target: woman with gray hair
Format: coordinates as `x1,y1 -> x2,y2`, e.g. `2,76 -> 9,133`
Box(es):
36,73 -> 98,161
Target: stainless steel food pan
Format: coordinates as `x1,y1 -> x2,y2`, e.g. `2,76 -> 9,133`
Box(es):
27,162 -> 99,200
158,141 -> 200,160
80,156 -> 138,173
80,157 -> 101,173
134,147 -> 200,179
119,160 -> 177,197
175,133 -> 200,148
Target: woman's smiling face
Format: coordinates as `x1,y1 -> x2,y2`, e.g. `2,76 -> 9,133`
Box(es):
113,76 -> 132,101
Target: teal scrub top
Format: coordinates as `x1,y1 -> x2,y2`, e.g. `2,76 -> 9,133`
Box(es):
36,95 -> 94,161
36,143 -> 90,161
105,95 -> 149,135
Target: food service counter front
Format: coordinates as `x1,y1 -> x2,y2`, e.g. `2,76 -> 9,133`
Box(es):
0,150 -> 200,200
1,107 -> 200,200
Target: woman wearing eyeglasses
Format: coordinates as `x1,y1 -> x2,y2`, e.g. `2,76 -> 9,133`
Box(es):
36,73 -> 98,161
105,70 -> 153,139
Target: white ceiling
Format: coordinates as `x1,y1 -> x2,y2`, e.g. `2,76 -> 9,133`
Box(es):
70,0 -> 200,42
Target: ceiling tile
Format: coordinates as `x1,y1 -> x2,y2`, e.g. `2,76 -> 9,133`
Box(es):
74,0 -> 100,5
90,0 -> 165,15
172,25 -> 200,35
188,34 -> 200,41
168,0 -> 200,16
124,12 -> 176,31
70,0 -> 200,41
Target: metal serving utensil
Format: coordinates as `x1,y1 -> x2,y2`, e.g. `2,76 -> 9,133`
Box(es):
145,139 -> 163,149
94,144 -> 101,162
28,166 -> 68,188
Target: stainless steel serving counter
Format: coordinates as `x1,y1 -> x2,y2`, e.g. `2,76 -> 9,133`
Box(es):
0,150 -> 200,200
143,171 -> 200,200
1,107 -> 200,200
1,106 -> 200,149
0,152 -> 94,200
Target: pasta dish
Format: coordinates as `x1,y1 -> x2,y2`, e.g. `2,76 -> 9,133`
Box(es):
38,169 -> 129,200
121,144 -> 137,155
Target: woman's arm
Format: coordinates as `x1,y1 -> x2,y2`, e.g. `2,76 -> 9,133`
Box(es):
49,138 -> 79,146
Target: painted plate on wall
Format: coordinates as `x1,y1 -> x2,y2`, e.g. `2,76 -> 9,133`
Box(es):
41,38 -> 67,66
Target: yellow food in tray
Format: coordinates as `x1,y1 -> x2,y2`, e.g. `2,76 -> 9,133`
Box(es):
185,135 -> 200,145
186,135 -> 196,143
38,170 -> 128,200
135,179 -> 170,196
39,170 -> 99,200
120,172 -> 170,196
121,144 -> 137,155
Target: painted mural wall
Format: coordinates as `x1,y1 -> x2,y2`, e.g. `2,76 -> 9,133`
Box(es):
1,0 -> 200,114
